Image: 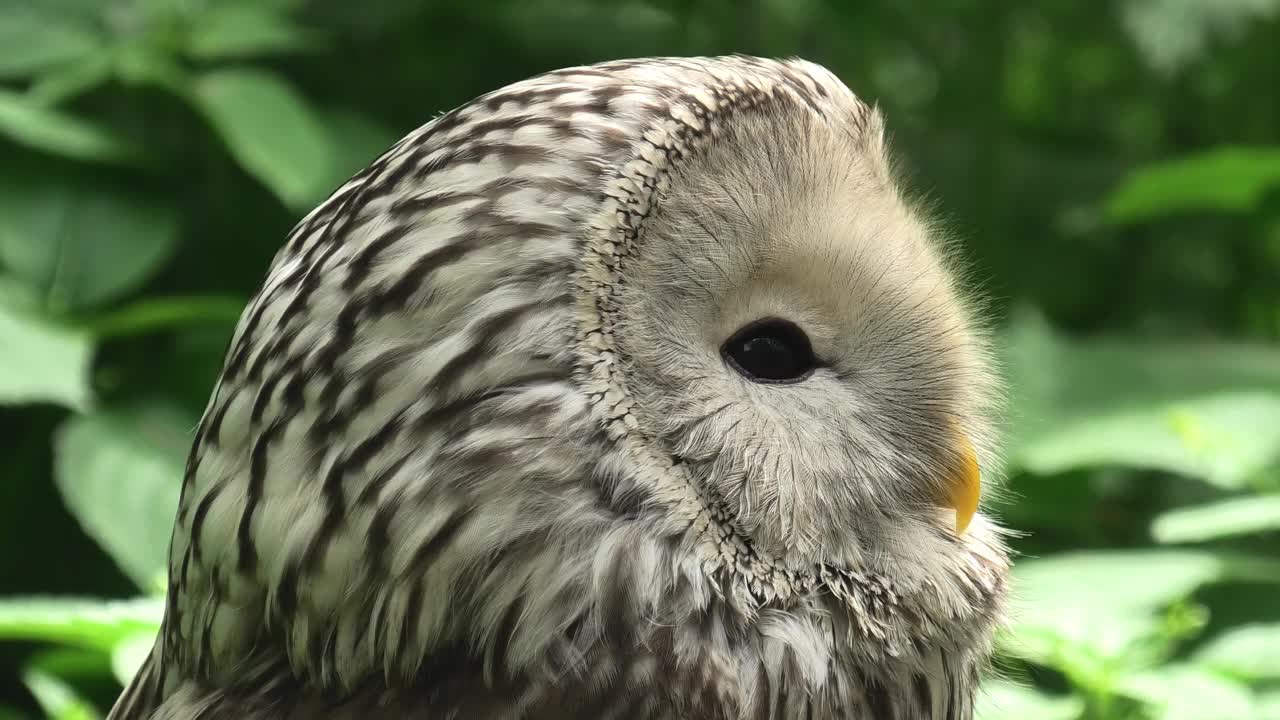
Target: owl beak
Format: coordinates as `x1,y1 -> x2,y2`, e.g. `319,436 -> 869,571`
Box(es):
947,440 -> 981,534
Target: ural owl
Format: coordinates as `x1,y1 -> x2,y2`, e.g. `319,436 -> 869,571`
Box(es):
110,55 -> 1009,720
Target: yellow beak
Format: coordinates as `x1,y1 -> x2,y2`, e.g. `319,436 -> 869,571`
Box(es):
948,439 -> 981,534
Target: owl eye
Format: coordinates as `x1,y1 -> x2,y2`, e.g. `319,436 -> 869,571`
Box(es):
721,318 -> 819,384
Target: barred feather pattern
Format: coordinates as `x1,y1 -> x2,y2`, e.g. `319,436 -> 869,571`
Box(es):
109,56 -> 1010,720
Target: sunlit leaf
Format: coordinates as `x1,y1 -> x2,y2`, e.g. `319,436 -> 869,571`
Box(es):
192,67 -> 336,209
1106,147 -> 1280,223
186,2 -> 322,59
1119,663 -> 1256,720
1017,392 -> 1280,489
1004,309 -> 1280,484
54,404 -> 191,588
21,666 -> 99,720
0,2 -> 101,78
0,597 -> 162,652
0,90 -> 141,167
1258,691 -> 1280,720
0,166 -> 179,310
1003,550 -> 1280,679
0,278 -> 93,410
1016,550 -> 1280,617
1006,309 -> 1280,428
976,680 -> 1084,720
1192,623 -> 1280,681
1153,495 -> 1280,543
110,630 -> 156,687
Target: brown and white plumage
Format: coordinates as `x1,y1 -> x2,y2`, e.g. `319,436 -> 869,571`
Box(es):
110,55 -> 1010,720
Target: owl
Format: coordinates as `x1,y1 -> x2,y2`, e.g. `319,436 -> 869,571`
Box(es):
109,55 -> 1009,720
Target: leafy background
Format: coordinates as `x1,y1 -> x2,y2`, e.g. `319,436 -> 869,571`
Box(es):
2,0 -> 1279,718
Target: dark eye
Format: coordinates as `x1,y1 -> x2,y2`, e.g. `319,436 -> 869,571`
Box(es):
721,318 -> 819,384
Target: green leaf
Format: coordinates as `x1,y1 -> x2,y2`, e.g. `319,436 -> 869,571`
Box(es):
1259,691 -> 1280,720
26,647 -> 113,685
976,680 -> 1083,720
85,295 -> 247,339
0,597 -> 162,653
0,166 -> 179,310
1106,147 -> 1280,223
1005,309 -> 1280,483
0,3 -> 102,79
192,67 -> 336,209
54,404 -> 191,588
1118,664 -> 1256,720
26,54 -> 114,106
186,2 -> 322,59
0,278 -> 93,410
1016,550 -> 1280,619
1153,495 -> 1280,543
110,42 -> 188,93
1192,623 -> 1280,681
1004,550 -> 1280,679
0,90 -> 140,167
110,630 -> 157,686
21,667 -> 100,720
1016,392 -> 1280,489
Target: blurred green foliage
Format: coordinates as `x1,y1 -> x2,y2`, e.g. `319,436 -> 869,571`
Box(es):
1,0 -> 1279,718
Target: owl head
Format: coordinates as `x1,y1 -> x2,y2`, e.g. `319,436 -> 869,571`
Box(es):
136,55 -> 1010,719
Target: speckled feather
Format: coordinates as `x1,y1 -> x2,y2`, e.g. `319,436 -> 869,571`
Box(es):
109,56 -> 1009,720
